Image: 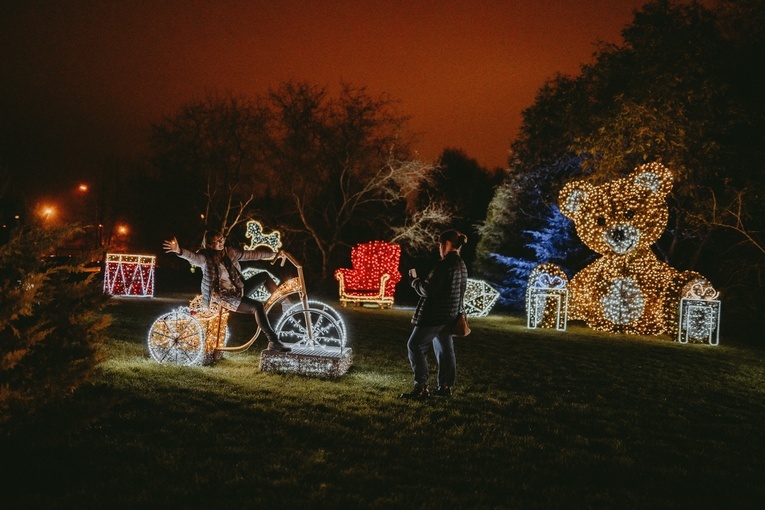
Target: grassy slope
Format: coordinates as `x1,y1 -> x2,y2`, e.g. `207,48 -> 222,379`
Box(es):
3,294 -> 765,509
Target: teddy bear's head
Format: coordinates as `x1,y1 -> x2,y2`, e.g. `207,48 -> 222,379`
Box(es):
559,163 -> 673,256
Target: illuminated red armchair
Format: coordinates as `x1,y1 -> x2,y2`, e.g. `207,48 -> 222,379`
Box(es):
334,241 -> 402,309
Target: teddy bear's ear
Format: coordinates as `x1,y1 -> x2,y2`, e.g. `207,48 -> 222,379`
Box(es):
632,162 -> 673,197
559,181 -> 594,220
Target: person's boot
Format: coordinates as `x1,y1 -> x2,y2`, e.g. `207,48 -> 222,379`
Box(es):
398,384 -> 429,399
433,386 -> 452,397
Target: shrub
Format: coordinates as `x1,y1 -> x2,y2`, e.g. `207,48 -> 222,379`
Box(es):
0,223 -> 111,433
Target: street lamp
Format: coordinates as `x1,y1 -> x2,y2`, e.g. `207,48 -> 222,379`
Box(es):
40,205 -> 56,221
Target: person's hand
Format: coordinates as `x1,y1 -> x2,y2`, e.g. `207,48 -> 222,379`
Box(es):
163,237 -> 181,254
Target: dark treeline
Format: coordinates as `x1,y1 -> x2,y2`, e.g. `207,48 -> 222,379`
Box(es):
2,0 -> 762,334
475,0 -> 765,336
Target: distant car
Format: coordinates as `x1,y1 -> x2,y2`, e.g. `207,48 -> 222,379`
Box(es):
42,255 -> 103,273
82,260 -> 103,273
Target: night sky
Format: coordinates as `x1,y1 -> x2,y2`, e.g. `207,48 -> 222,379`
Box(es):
1,0 -> 648,197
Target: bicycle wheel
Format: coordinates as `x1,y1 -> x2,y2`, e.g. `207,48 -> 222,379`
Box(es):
274,304 -> 346,350
148,309 -> 205,366
282,300 -> 347,339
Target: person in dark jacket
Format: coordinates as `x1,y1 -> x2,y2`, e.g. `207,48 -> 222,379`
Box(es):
399,230 -> 468,399
163,230 -> 291,352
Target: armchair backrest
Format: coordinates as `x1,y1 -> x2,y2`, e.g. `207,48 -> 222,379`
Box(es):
350,241 -> 402,296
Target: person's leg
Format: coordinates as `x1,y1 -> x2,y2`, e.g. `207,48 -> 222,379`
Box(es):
433,326 -> 456,392
401,325 -> 440,397
236,297 -> 290,351
242,271 -> 278,298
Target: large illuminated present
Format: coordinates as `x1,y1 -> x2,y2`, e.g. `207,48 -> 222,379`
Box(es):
526,264 -> 569,331
677,281 -> 721,345
335,241 -> 401,308
103,253 -> 155,297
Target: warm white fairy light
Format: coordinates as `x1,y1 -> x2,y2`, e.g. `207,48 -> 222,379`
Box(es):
244,220 -> 282,252
147,309 -> 205,366
189,295 -> 230,363
464,279 -> 499,317
103,253 -> 155,297
554,162 -> 717,337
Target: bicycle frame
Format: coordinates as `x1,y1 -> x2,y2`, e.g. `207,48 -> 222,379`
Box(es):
216,251 -> 313,352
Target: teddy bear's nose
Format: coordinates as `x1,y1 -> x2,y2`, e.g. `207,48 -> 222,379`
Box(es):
610,228 -> 626,242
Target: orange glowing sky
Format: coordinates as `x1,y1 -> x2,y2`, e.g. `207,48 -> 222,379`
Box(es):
1,0 -> 648,190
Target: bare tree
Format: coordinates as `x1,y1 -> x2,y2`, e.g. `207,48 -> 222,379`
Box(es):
151,84 -> 443,278
701,187 -> 764,257
390,200 -> 454,253
151,94 -> 271,237
265,82 -> 440,277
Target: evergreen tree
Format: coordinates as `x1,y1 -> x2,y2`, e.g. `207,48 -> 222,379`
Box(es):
484,205 -> 589,309
0,223 -> 111,434
475,0 -> 765,326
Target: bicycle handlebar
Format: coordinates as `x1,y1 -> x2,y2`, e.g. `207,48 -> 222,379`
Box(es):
271,250 -> 301,270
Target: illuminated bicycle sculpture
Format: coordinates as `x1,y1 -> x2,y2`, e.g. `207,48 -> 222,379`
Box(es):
147,250 -> 348,368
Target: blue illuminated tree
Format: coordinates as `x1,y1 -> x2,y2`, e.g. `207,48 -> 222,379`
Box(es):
485,204 -> 588,309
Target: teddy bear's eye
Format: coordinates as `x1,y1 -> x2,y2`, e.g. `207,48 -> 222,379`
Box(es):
596,217 -> 606,226
625,210 -> 635,220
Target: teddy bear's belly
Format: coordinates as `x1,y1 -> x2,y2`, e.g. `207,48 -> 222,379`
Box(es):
600,277 -> 645,325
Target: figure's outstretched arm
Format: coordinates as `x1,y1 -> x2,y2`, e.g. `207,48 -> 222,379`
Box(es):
162,237 -> 181,254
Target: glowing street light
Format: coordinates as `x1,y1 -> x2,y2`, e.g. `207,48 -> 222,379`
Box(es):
78,183 -> 89,192
40,205 -> 56,220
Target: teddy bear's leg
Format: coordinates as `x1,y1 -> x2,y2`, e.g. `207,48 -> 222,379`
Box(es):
664,270 -> 714,339
526,264 -> 569,329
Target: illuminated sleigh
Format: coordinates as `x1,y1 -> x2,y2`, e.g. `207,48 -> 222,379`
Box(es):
148,223 -> 350,376
334,241 -> 401,309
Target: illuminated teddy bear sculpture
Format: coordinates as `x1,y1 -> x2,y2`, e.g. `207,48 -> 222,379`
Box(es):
551,162 -> 713,336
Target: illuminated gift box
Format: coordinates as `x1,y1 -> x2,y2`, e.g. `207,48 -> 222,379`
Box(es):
526,265 -> 569,331
335,241 -> 401,308
103,253 -> 155,297
677,283 -> 721,345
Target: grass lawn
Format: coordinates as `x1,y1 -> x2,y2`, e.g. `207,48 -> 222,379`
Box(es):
3,292 -> 765,509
